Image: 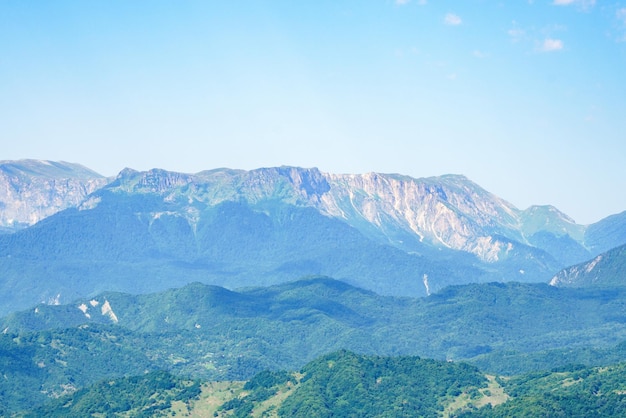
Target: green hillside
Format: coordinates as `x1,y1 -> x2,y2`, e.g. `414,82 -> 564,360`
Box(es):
4,279 -> 626,413
23,352 -> 493,418
24,351 -> 626,418
22,370 -> 202,418
462,362 -> 626,417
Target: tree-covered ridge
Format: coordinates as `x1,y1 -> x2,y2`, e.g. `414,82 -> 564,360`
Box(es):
0,324 -> 153,416
22,370 -> 202,418
24,352 -> 492,418
17,352 -> 626,418
278,351 -> 488,418
5,278 -> 626,413
462,362 -> 626,417
551,243 -> 626,288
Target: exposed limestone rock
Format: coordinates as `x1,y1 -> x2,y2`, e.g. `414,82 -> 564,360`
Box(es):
0,160 -> 109,231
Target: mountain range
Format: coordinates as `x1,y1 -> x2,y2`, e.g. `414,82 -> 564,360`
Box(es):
1,159 -> 625,315
4,277 -> 626,413
2,159 -> 626,415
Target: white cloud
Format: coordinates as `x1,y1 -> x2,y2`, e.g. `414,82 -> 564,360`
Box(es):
541,38 -> 564,52
616,8 -> 626,42
444,13 -> 462,26
395,0 -> 410,5
508,28 -> 525,43
553,0 -> 596,10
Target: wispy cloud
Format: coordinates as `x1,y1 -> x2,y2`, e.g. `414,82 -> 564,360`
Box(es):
508,28 -> 526,42
540,38 -> 564,52
553,0 -> 596,11
395,0 -> 410,5
616,8 -> 626,42
444,13 -> 462,26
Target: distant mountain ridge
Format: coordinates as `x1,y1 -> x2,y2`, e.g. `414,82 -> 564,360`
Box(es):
105,166 -> 588,263
0,160 -> 108,232
551,244 -> 626,288
1,160 -> 625,313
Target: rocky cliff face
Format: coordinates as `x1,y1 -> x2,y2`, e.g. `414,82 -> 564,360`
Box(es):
0,160 -> 109,231
103,166 -> 589,264
0,162 -> 612,267
318,173 -> 523,262
3,161 -> 624,315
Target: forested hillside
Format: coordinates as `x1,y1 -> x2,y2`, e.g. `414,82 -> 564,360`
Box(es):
21,351 -> 626,417
4,278 -> 626,413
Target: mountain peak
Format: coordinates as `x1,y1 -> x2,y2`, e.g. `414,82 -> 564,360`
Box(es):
520,205 -> 585,241
0,160 -> 108,231
110,168 -> 194,194
0,159 -> 104,180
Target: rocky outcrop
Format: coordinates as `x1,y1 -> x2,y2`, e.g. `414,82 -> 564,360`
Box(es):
92,166 -> 593,263
1,162 -> 611,267
550,244 -> 626,288
317,173 -> 522,261
0,160 -> 109,231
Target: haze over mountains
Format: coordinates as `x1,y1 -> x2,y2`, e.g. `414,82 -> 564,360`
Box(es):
2,159 -> 626,415
1,159 -> 625,315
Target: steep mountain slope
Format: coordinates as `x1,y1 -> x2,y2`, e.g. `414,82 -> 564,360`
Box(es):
0,187 -> 477,314
550,244 -> 626,288
0,159 -> 108,232
0,164 -> 592,313
584,210 -> 626,255
110,167 -> 581,265
519,205 -> 591,267
1,162 -> 624,315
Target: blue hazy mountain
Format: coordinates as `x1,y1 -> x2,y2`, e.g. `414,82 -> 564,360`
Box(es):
584,211 -> 626,255
551,244 -> 626,288
0,159 -> 108,232
0,161 -> 624,314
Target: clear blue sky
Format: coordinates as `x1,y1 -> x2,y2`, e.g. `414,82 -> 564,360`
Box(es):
2,0 -> 625,224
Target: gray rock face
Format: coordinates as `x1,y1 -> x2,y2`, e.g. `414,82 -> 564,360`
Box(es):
0,161 -> 617,271
105,166 -> 590,264
1,161 -> 624,315
0,160 -> 109,231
